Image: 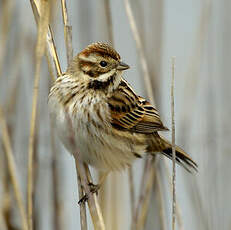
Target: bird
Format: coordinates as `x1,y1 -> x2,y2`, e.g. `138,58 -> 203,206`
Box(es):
48,42 -> 197,194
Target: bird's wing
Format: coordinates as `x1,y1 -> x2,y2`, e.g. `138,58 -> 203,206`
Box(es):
108,79 -> 169,134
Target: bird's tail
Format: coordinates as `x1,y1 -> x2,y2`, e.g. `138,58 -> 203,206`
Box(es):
161,136 -> 197,172
149,135 -> 198,172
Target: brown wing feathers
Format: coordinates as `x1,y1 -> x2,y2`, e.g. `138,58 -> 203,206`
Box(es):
108,80 -> 168,133
130,97 -> 169,133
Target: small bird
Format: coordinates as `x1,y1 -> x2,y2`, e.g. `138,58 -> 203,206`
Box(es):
48,42 -> 197,188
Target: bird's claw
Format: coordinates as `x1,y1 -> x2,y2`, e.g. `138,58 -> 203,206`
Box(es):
78,183 -> 100,205
88,182 -> 100,195
78,194 -> 89,205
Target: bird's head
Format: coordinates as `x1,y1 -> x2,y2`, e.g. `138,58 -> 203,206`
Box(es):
67,42 -> 129,91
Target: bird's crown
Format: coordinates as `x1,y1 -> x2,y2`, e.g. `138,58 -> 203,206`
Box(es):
79,42 -> 121,61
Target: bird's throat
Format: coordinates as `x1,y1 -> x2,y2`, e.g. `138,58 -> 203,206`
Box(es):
88,71 -> 122,92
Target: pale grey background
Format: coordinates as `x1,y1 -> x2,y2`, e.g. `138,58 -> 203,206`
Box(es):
0,0 -> 230,229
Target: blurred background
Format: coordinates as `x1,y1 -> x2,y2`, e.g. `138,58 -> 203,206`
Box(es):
0,0 -> 230,229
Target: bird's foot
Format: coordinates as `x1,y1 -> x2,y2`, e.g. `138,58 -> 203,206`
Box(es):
88,182 -> 100,195
78,183 -> 100,205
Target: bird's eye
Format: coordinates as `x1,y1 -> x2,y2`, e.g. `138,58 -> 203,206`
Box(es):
100,61 -> 107,67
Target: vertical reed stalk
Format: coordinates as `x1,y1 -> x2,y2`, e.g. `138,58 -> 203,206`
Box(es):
171,57 -> 176,230
164,161 -> 184,230
61,0 -> 73,64
0,106 -> 28,230
0,0 -> 13,78
27,1 -> 50,230
124,0 -> 154,104
30,0 -> 62,77
156,170 -> 167,230
128,167 -> 135,218
75,160 -> 105,230
131,157 -> 155,230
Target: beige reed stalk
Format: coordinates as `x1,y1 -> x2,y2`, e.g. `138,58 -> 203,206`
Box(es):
124,0 -> 154,104
30,0 -> 62,77
75,160 -> 105,230
50,122 -> 64,230
0,0 -> 14,78
27,1 -> 50,230
61,0 -> 73,64
131,157 -> 156,230
128,167 -> 135,218
164,162 -> 184,230
0,106 -> 28,230
171,57 -> 176,230
156,169 -> 167,230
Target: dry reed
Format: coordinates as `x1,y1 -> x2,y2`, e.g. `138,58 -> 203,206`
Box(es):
128,167 -> 135,218
0,106 -> 28,230
30,0 -> 62,77
171,57 -> 176,230
27,2 -> 50,230
0,0 -> 13,78
75,160 -> 105,230
124,0 -> 154,104
156,169 -> 167,230
131,157 -> 156,230
164,162 -> 185,230
61,0 -> 73,64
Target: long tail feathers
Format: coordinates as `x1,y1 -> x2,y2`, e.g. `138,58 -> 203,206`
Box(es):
162,146 -> 198,173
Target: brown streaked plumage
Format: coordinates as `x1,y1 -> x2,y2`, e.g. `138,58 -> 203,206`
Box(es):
48,42 -> 197,180
108,79 -> 169,133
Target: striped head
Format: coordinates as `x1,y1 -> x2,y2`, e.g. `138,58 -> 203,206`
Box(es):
67,42 -> 130,92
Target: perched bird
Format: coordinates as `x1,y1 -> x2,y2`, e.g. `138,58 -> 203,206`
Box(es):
48,42 -> 197,188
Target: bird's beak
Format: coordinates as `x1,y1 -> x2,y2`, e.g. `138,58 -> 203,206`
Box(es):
116,61 -> 130,70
